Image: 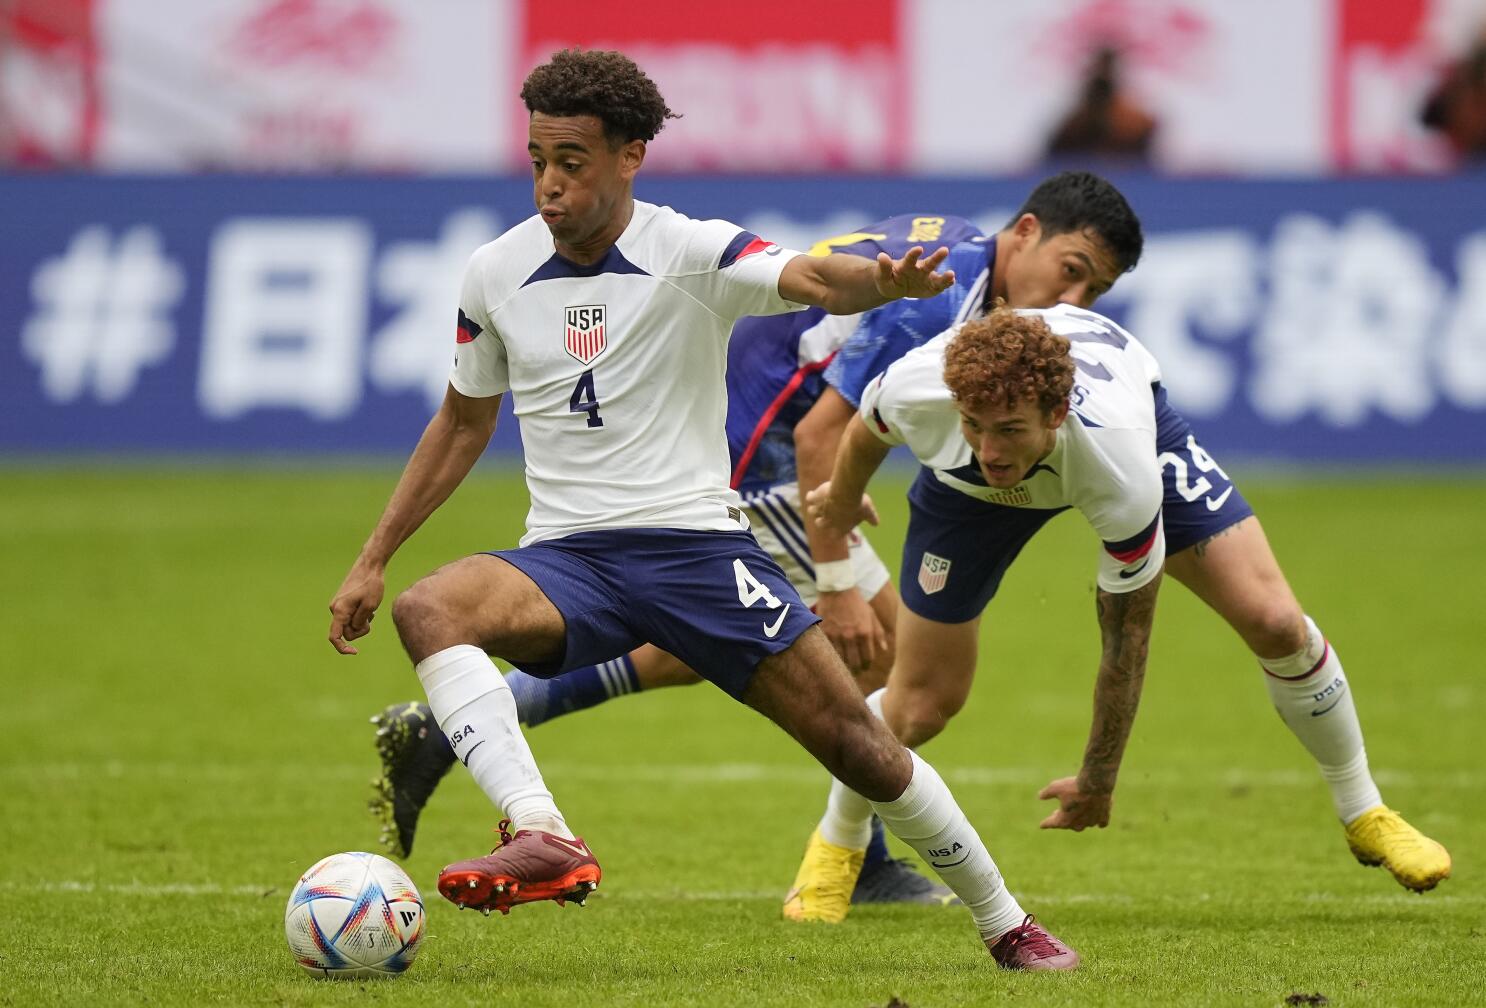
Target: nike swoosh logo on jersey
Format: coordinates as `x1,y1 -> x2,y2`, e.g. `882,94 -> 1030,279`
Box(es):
544,835 -> 593,859
1205,486 -> 1235,511
1118,558 -> 1150,580
763,605 -> 791,639
930,852 -> 970,869
1311,696 -> 1343,717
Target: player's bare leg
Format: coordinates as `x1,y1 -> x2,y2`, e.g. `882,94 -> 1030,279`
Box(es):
752,627 -> 1076,969
848,585 -> 958,906
820,607 -> 978,853
798,607 -> 976,914
877,608 -> 980,748
1167,517 -> 1450,891
855,582 -> 900,695
391,554 -> 602,914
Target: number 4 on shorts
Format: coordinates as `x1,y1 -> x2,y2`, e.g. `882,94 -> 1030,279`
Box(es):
733,559 -> 781,609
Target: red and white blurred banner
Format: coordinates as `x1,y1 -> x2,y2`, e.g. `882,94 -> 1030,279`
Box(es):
2,0 -> 1483,173
519,0 -> 907,171
1,0 -> 101,166
95,0 -> 511,171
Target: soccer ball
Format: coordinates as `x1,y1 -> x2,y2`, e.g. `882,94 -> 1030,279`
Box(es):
284,851 -> 425,979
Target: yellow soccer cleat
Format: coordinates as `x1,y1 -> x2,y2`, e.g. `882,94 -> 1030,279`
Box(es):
782,829 -> 865,923
1345,806 -> 1452,892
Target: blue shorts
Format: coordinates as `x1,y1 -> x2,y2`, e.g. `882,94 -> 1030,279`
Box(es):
1152,385 -> 1254,554
490,528 -> 820,700
900,385 -> 1253,623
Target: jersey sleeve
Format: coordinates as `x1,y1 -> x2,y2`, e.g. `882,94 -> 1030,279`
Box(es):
1085,427 -> 1165,593
448,250 -> 508,398
678,220 -> 808,321
852,338 -> 957,451
854,370 -> 908,446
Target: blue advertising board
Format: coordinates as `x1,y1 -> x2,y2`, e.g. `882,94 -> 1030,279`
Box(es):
3,173 -> 1484,462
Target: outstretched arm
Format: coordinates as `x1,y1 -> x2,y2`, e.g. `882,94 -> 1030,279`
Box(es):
803,415 -> 891,541
1039,571 -> 1162,829
779,247 -> 955,315
327,385 -> 503,654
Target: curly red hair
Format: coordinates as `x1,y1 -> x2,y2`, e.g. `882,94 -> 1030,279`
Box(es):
943,306 -> 1074,416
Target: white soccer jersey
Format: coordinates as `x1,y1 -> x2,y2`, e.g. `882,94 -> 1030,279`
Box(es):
858,304 -> 1166,593
452,200 -> 806,545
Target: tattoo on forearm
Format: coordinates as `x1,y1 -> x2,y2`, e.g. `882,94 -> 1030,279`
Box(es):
1083,575 -> 1161,792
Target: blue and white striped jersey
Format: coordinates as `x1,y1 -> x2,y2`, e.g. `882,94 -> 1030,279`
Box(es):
725,214 -> 983,492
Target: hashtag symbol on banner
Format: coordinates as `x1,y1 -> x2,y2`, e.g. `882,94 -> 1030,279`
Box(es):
21,225 -> 186,404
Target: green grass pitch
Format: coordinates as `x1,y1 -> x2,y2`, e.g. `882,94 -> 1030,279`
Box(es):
3,464 -> 1482,1007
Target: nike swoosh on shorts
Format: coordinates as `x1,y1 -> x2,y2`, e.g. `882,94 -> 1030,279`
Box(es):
1205,486 -> 1235,511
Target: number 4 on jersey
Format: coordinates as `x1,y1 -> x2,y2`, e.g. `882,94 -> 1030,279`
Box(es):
569,369 -> 604,428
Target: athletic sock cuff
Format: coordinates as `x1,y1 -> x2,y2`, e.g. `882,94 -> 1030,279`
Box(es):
875,752 -> 953,840
1260,615 -> 1328,680
416,644 -> 505,713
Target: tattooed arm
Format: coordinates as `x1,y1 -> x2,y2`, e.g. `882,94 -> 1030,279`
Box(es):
1037,571 -> 1162,830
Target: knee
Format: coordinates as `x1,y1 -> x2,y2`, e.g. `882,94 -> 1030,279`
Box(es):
391,578 -> 455,661
1238,600 -> 1307,659
885,686 -> 964,749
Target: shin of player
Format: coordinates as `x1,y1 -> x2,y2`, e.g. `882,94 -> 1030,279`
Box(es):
752,629 -> 1076,969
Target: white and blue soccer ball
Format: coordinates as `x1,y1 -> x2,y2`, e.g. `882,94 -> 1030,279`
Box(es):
284,851 -> 425,979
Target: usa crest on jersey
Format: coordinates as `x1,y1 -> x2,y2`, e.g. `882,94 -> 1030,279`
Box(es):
565,305 -> 607,365
918,552 -> 951,595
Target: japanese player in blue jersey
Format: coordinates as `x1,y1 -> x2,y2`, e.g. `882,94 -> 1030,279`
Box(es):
330,49 -> 1082,971
785,186 -> 1450,924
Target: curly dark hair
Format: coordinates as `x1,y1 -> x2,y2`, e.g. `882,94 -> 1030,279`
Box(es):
521,48 -> 680,145
943,305 -> 1074,416
1005,171 -> 1144,275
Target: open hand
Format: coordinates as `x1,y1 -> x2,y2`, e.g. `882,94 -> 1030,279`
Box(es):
874,246 -> 955,301
1037,776 -> 1112,831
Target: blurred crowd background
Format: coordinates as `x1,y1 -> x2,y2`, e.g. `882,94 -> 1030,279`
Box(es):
4,0 -> 1485,464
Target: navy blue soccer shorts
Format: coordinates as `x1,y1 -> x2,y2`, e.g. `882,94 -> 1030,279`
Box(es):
1151,385 -> 1254,556
899,384 -> 1255,623
489,527 -> 820,700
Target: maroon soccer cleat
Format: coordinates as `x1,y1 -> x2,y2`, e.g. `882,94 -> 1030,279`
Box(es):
985,915 -> 1081,971
438,819 -> 601,916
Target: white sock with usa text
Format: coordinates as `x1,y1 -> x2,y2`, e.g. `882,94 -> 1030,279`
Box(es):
1260,616 -> 1382,824
870,751 -> 1027,940
415,644 -> 574,839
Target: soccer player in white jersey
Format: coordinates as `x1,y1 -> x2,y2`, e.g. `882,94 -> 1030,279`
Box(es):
367,214 -> 985,909
327,49 -> 1080,971
783,300 -> 1450,925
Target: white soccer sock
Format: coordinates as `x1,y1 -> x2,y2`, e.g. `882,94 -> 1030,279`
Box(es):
870,751 -> 1026,940
816,689 -> 885,849
416,644 -> 574,838
1260,616 -> 1383,823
